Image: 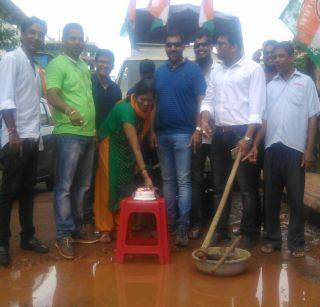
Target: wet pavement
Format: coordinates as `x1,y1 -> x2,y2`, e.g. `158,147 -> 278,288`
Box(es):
1,187 -> 320,307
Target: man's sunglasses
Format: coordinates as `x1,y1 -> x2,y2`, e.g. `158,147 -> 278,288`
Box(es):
194,42 -> 210,49
165,42 -> 183,48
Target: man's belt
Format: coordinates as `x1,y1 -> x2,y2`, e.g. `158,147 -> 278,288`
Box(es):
216,125 -> 248,133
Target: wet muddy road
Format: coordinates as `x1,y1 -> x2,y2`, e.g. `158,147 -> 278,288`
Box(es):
1,187 -> 320,307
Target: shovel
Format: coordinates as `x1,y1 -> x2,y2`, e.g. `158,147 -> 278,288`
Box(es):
194,148 -> 242,260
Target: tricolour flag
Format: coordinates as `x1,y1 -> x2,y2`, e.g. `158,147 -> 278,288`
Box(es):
296,0 -> 320,49
148,0 -> 170,31
120,0 -> 137,36
280,0 -> 320,67
199,0 -> 214,32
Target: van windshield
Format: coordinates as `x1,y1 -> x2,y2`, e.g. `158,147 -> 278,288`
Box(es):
117,60 -> 166,97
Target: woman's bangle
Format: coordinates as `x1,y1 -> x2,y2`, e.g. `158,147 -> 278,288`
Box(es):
141,169 -> 148,176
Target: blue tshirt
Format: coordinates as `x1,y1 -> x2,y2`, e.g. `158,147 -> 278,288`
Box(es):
154,60 -> 206,135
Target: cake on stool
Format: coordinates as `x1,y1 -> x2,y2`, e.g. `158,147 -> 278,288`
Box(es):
133,188 -> 156,201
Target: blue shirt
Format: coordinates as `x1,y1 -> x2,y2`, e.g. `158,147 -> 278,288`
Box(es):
265,70 -> 320,153
154,60 -> 206,135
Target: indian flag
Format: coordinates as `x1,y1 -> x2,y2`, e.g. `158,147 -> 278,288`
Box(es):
149,0 -> 170,31
296,0 -> 320,49
280,0 -> 320,66
120,0 -> 137,36
199,0 -> 214,32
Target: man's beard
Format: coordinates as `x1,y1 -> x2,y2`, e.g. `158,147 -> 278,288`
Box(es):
196,56 -> 212,69
265,63 -> 277,73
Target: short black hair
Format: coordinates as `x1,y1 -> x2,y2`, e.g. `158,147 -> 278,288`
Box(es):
62,23 -> 83,40
166,29 -> 184,44
95,49 -> 114,62
139,59 -> 155,74
21,16 -> 47,34
274,41 -> 294,56
134,79 -> 155,97
217,27 -> 243,51
195,28 -> 212,43
263,40 -> 278,49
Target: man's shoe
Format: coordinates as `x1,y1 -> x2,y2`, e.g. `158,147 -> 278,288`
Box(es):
21,237 -> 49,254
0,246 -> 10,266
72,230 -> 100,244
55,238 -> 75,259
210,232 -> 230,246
189,226 -> 201,240
261,243 -> 281,254
174,226 -> 189,247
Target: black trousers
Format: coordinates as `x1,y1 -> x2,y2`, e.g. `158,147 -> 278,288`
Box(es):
0,140 -> 38,246
264,143 -> 305,251
211,127 -> 260,237
190,143 -> 212,227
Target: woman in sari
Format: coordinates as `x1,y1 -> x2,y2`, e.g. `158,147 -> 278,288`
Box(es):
94,79 -> 154,243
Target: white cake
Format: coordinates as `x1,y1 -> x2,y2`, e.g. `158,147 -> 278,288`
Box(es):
133,188 -> 156,200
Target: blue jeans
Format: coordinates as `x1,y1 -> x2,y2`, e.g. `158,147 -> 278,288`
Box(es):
157,134 -> 192,228
54,135 -> 95,240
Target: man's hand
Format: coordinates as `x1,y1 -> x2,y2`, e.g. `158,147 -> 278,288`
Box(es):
301,149 -> 314,169
68,109 -> 84,126
252,49 -> 262,63
150,131 -> 158,148
237,138 -> 251,158
200,112 -> 213,138
189,130 -> 201,154
242,145 -> 258,163
8,129 -> 22,155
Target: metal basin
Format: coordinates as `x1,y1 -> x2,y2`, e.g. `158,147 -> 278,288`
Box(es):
192,247 -> 251,276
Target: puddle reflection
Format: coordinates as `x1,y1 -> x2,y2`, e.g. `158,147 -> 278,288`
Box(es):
0,254 -> 320,306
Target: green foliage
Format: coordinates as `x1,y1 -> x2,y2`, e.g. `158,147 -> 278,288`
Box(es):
0,17 -> 19,51
293,40 -> 315,78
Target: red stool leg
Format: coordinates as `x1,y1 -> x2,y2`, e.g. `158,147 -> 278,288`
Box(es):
115,200 -> 130,263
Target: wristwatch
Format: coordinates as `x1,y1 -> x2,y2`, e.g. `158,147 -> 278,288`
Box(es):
243,136 -> 252,145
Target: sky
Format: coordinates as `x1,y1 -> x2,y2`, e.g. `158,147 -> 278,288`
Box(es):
13,0 -> 293,75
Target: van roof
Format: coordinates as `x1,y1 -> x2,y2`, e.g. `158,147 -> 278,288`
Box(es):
127,43 -> 196,61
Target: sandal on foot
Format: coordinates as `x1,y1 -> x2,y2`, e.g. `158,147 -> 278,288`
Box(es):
99,232 -> 112,243
291,249 -> 305,258
261,243 -> 281,254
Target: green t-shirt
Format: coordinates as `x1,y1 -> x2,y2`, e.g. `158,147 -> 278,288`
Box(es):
46,54 -> 95,136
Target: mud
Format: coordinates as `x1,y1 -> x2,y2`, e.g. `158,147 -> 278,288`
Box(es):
1,186 -> 320,306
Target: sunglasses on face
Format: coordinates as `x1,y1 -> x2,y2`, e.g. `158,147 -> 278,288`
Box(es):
194,42 -> 210,49
165,42 -> 183,48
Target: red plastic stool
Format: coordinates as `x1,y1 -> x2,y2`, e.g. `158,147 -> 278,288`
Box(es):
115,197 -> 170,264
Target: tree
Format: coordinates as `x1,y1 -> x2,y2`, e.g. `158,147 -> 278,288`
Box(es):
0,16 -> 19,51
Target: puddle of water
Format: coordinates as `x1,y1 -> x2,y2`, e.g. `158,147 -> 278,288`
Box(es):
0,248 -> 320,307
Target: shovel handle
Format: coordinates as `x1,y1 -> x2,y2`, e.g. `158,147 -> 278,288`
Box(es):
201,149 -> 242,249
210,235 -> 242,274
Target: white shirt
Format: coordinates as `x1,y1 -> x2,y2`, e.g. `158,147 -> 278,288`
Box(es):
265,70 -> 320,153
0,48 -> 41,147
202,61 -> 215,144
201,57 -> 266,126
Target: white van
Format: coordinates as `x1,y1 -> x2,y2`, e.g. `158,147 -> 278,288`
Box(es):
116,43 -> 201,97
